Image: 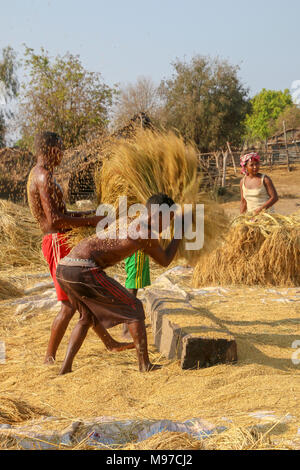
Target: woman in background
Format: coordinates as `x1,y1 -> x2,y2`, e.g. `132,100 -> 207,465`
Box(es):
240,152 -> 279,215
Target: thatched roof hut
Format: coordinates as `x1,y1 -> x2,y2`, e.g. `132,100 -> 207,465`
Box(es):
55,113 -> 154,203
55,136 -> 106,203
268,127 -> 300,145
0,148 -> 35,202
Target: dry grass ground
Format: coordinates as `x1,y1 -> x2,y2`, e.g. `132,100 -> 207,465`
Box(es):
0,164 -> 299,449
0,265 -> 299,449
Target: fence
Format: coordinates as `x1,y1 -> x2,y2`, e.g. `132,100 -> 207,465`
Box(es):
197,141 -> 300,189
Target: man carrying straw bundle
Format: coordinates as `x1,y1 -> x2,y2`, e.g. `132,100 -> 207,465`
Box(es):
27,131 -> 133,365
56,193 -> 182,375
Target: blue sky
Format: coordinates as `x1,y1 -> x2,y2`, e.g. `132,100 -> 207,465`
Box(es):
1,0 -> 300,96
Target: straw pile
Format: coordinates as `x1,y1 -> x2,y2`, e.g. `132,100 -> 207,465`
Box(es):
0,148 -> 34,203
67,130 -> 227,263
202,424 -> 289,450
123,431 -> 204,450
0,267 -> 300,449
0,396 -> 47,425
122,424 -> 290,450
0,277 -> 23,300
193,212 -> 300,287
0,200 -> 44,269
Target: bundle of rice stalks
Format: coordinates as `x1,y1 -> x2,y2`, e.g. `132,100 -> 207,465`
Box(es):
0,200 -> 44,269
122,422 -> 290,450
193,212 -> 300,287
99,130 -> 199,206
122,431 -> 204,450
203,424 -> 288,450
67,130 -> 227,263
0,396 -> 47,425
0,277 -> 23,300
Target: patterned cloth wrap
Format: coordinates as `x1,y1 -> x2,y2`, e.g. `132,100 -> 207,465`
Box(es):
125,250 -> 151,289
240,152 -> 260,175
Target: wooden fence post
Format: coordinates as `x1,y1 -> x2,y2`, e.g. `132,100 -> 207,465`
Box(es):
294,140 -> 300,157
264,138 -> 272,171
283,121 -> 291,172
227,142 -> 237,175
221,150 -> 228,187
214,151 -> 221,185
214,151 -> 219,170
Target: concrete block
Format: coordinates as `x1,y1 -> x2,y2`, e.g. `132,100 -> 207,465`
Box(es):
144,278 -> 237,369
180,335 -> 237,370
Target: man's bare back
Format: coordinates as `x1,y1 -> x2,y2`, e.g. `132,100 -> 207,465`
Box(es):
67,235 -> 145,269
27,131 -> 116,365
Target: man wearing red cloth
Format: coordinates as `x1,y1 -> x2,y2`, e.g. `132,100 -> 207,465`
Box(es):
27,132 -> 133,364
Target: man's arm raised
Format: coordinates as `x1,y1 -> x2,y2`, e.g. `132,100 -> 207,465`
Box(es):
143,237 -> 181,267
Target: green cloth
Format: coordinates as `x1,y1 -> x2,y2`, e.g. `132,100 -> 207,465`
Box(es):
125,250 -> 151,289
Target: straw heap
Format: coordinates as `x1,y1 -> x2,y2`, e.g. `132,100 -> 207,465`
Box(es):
0,200 -> 44,269
193,212 -> 300,287
0,396 -> 47,425
0,277 -> 23,300
67,130 -> 227,263
123,431 -> 204,450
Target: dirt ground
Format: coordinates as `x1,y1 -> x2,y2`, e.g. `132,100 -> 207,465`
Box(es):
0,164 -> 299,449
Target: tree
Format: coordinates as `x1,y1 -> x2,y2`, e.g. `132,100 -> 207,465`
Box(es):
274,105 -> 300,134
0,46 -> 19,147
113,76 -> 162,129
245,88 -> 292,141
19,47 -> 116,150
158,55 -> 250,152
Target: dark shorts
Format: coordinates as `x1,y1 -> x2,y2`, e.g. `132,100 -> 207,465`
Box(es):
56,264 -> 145,329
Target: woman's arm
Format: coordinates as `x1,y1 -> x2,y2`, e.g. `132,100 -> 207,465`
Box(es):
253,176 -> 279,215
240,179 -> 247,214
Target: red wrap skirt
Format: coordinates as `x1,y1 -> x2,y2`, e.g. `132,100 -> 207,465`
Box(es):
42,233 -> 71,301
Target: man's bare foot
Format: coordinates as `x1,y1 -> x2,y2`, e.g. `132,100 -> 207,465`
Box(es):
139,363 -> 162,372
59,366 -> 72,375
44,356 -> 55,365
107,341 -> 135,352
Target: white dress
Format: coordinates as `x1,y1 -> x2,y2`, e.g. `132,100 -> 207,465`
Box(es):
242,174 -> 275,213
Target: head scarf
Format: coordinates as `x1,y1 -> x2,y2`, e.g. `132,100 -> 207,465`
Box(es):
240,152 -> 260,175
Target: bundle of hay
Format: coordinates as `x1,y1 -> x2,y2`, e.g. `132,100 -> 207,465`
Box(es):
0,148 -> 34,203
0,396 -> 47,425
203,424 -> 284,450
67,130 -> 227,263
193,212 -> 300,287
122,424 -> 284,450
0,200 -> 44,269
0,277 -> 23,300
122,431 -> 204,450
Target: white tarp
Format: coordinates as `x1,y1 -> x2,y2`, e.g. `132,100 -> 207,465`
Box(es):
0,416 -> 225,450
